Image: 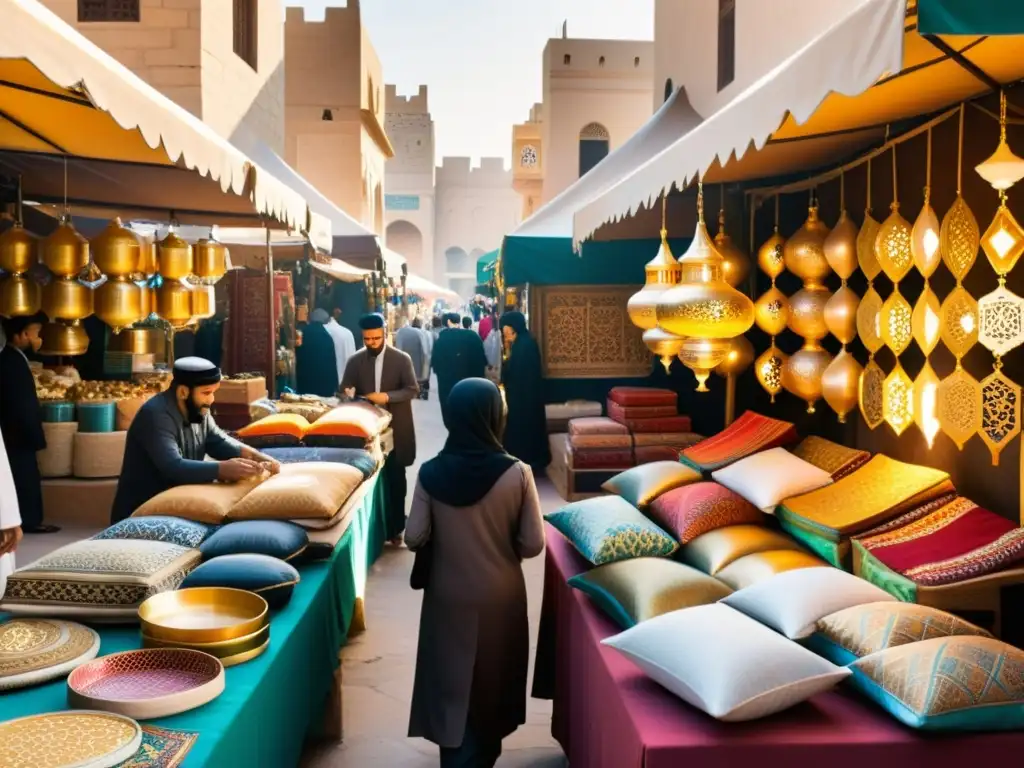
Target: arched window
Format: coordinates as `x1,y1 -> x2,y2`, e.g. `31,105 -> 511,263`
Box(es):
578,122 -> 610,178
664,78 -> 674,103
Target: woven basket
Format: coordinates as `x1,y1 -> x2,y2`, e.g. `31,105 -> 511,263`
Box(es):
73,431 -> 127,478
38,422 -> 78,478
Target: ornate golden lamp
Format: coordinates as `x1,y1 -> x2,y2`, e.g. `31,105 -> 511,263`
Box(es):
856,158 -> 885,430
158,279 -> 193,329
656,182 -> 755,392
975,91 -> 1024,192
38,321 -> 89,356
40,218 -> 89,279
158,229 -> 194,281
754,195 -> 788,402
714,189 -> 751,289
91,218 -> 140,279
193,238 -> 229,285
643,327 -> 684,373
0,220 -> 36,277
628,196 -> 681,331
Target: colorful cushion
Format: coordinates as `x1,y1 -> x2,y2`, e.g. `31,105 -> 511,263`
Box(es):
602,603 -> 850,721
569,446 -> 635,470
616,415 -> 693,434
854,496 -> 1024,588
715,550 -> 827,591
711,447 -> 832,515
0,540 -> 200,618
180,553 -> 300,610
601,461 -> 701,509
569,433 -> 634,450
807,602 -> 993,667
199,520 -> 309,562
546,400 -> 603,421
848,637 -> 1024,731
648,482 -> 763,545
94,516 -> 215,549
721,566 -> 897,640
567,558 -> 732,629
568,417 -> 629,436
226,462 -> 364,522
304,403 -> 389,442
606,400 -> 678,421
790,436 -> 871,480
680,410 -> 798,474
133,478 -> 263,525
607,387 -> 677,408
632,432 -> 704,448
544,496 -> 678,565
237,413 -> 310,440
680,524 -> 808,575
634,446 -> 682,464
262,446 -> 378,478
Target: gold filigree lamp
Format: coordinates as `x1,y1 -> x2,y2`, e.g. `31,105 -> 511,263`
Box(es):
914,362 -> 941,448
877,145 -> 915,374
859,360 -> 885,431
656,182 -> 755,392
975,91 -> 1024,192
628,195 -> 681,331
755,346 -> 787,404
754,195 -> 789,402
824,170 -> 860,358
913,136 -> 943,447
643,327 -> 684,373
714,190 -> 751,289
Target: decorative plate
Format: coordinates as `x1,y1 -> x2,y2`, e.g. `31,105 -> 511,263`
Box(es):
138,587 -> 268,644
141,622 -> 270,660
221,637 -> 270,668
0,710 -> 142,768
67,648 -> 225,720
0,618 -> 101,691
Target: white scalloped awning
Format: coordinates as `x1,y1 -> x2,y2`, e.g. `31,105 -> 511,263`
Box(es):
311,258 -> 371,284
0,0 -> 314,234
406,273 -> 459,302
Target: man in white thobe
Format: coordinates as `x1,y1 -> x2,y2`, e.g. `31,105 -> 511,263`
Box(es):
322,308 -> 357,384
0,427 -> 23,599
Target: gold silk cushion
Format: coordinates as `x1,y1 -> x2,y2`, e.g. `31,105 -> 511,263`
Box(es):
648,482 -> 764,544
714,550 -> 827,591
237,413 -> 310,440
304,404 -> 389,439
602,461 -> 702,509
681,524 -> 808,576
808,602 -> 992,666
790,436 -> 871,480
227,462 -> 364,521
567,558 -> 733,629
133,477 -> 263,524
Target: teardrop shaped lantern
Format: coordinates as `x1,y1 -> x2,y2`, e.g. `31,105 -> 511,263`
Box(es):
193,238 -> 229,285
91,218 -> 140,279
858,158 -> 882,281
781,347 -> 831,414
40,219 -> 89,279
913,362 -> 941,448
823,210 -> 858,280
875,203 -> 913,283
787,285 -> 830,348
754,195 -> 788,402
714,207 -> 751,289
158,230 -> 194,281
754,285 -> 790,337
941,107 -> 980,286
824,284 -> 859,346
755,345 -> 787,403
656,183 -> 755,392
643,327 -> 684,373
627,197 -> 680,331
821,349 -> 862,424
783,203 -> 831,287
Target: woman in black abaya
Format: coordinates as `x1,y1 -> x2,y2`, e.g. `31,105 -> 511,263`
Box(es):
498,312 -> 551,469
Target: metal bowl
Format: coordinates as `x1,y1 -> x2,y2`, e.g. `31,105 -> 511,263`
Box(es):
141,622 -> 269,660
138,587 -> 268,644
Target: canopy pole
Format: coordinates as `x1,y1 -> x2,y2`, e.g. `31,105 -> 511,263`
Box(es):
266,226 -> 276,399
724,374 -> 737,428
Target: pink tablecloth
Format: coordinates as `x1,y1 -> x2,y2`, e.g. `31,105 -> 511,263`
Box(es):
531,523 -> 1024,768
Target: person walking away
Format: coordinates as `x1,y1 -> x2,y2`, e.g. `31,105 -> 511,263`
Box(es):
341,313 -> 419,543
296,309 -> 339,397
0,313 -> 58,534
405,378 -> 545,767
417,318 -> 434,400
478,310 -> 495,342
461,315 -> 473,330
499,312 -> 551,470
1,427 -> 23,599
431,312 -> 487,424
395,318 -> 428,402
325,307 -> 356,383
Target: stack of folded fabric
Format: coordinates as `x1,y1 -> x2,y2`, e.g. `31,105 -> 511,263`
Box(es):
567,418 -> 635,471
605,387 -> 699,463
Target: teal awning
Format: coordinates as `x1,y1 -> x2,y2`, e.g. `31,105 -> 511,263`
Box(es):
918,0 -> 1024,35
476,249 -> 499,285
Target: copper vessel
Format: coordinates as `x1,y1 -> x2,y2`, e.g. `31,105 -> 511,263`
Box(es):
0,223 -> 37,275
91,218 -> 140,278
193,239 -> 228,284
95,279 -> 143,332
38,321 -> 89,356
158,280 -> 193,328
42,278 -> 93,323
0,275 -> 41,317
40,221 -> 89,278
158,232 -> 193,281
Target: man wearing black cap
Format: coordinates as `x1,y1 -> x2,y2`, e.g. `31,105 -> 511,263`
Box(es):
110,357 -> 281,524
340,313 -> 419,544
430,311 -> 487,424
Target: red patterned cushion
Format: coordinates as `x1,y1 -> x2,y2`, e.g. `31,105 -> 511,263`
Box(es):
680,410 -> 797,474
607,400 -> 678,422
607,387 -> 677,408
568,417 -> 629,436
632,432 -> 704,448
649,482 -> 765,544
569,446 -> 635,470
634,446 -> 680,464
617,415 -> 693,434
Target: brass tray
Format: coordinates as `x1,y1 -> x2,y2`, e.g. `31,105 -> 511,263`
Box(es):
221,637 -> 269,668
141,623 -> 269,660
138,587 -> 268,644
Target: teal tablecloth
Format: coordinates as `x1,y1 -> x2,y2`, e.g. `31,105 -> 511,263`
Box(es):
0,471 -> 387,767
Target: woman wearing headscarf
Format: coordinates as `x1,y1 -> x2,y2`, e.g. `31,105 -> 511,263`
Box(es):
499,311 -> 551,470
406,378 -> 545,768
295,309 -> 339,397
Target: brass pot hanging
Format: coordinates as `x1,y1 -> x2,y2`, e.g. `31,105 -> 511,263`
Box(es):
38,321 -> 89,357
823,210 -> 858,280
138,284 -> 155,319
190,284 -> 216,323
159,231 -> 194,281
42,278 -> 93,323
783,205 -> 831,286
95,279 -> 143,333
194,239 -> 229,284
91,218 -> 140,279
0,275 -> 41,317
714,210 -> 751,289
788,285 -> 831,347
136,240 -> 159,279
158,279 -> 193,328
823,284 -> 859,346
40,221 -> 89,278
628,228 -> 680,331
0,222 -> 37,275
642,327 -> 684,373
782,347 -> 832,414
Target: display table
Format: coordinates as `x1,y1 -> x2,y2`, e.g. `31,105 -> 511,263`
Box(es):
1,471 -> 387,768
532,523 -> 1024,768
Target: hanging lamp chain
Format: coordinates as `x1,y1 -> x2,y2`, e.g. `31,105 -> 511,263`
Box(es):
660,193 -> 667,240
891,142 -> 899,206
956,103 -> 965,194
924,127 -> 932,201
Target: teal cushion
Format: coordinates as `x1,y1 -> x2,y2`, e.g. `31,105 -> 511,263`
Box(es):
94,516 -> 214,549
200,521 -> 308,562
544,496 -> 678,565
180,554 -> 300,610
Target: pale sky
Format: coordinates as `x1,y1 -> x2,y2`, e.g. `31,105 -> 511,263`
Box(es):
291,0 -> 653,166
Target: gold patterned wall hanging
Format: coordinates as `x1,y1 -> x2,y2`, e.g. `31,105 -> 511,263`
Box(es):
937,368 -> 981,450
859,359 -> 885,430
979,370 -> 1021,466
940,106 -> 980,290
754,196 -> 789,401
877,145 -> 914,371
533,285 -> 651,378
913,361 -> 941,448
912,283 -> 941,356
939,286 -> 978,362
912,129 -> 942,281
755,345 -> 787,403
883,363 -> 914,437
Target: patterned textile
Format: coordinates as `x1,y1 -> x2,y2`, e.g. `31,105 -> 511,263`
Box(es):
809,602 -> 992,666
714,550 -> 827,591
680,410 -> 798,474
856,497 -> 1024,587
607,387 -> 678,408
777,455 -> 954,540
545,496 -> 678,565
94,517 -> 216,549
569,433 -> 634,450
648,482 -> 764,545
237,413 -> 310,440
262,446 -> 378,479
632,432 -> 704,448
614,415 -> 693,434
790,436 -> 871,480
681,524 -> 811,576
606,400 -> 678,422
634,446 -> 681,464
117,725 -> 198,767
133,479 -> 263,525
567,417 -> 629,436
1,540 -> 199,615
848,636 -> 1024,730
568,446 -> 635,470
545,400 -> 603,421
601,461 -> 702,509
227,462 -> 364,521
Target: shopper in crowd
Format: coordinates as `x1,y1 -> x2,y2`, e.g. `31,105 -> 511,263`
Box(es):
296,309 -> 340,397
416,318 -> 434,400
499,311 -> 551,470
431,312 -> 487,424
461,315 -> 473,330
395,317 -> 429,400
325,306 -> 357,383
0,313 -> 58,534
406,378 -> 544,768
478,309 -> 495,341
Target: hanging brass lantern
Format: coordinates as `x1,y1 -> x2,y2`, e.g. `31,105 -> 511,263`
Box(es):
95,279 -> 143,333
0,222 -> 37,275
823,209 -> 858,281
158,279 -> 194,329
788,285 -> 830,345
821,349 -> 862,424
91,218 -> 140,279
875,202 -> 914,284
135,240 -> 159,280
714,208 -> 751,289
824,284 -> 859,346
193,238 -> 229,285
782,347 -> 832,414
757,226 -> 786,279
643,327 -> 684,373
190,284 -> 216,324
656,183 -> 755,391
38,321 -> 89,357
159,231 -> 194,281
627,198 -> 680,331
40,220 -> 89,278
754,285 -> 790,337
715,335 -> 755,377
42,278 -> 93,323
0,275 -> 41,317
783,203 -> 831,287
975,92 -> 1024,192
755,345 -> 787,403
139,285 -> 155,319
